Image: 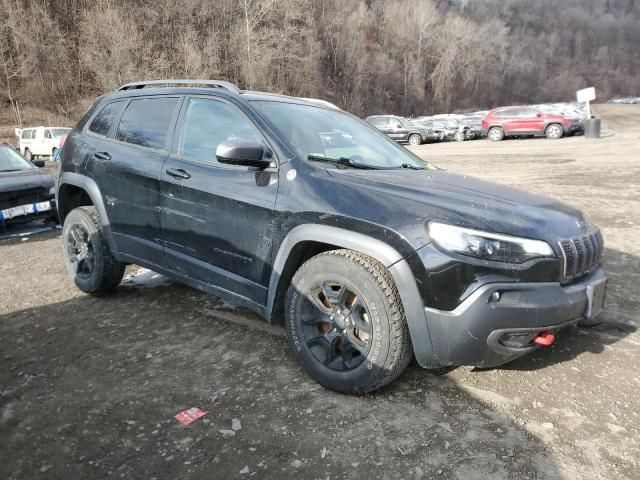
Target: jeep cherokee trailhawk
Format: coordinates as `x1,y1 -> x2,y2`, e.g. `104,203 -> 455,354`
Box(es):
56,80 -> 607,393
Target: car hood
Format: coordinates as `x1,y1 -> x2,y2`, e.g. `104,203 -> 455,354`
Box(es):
327,169 -> 591,241
0,168 -> 55,194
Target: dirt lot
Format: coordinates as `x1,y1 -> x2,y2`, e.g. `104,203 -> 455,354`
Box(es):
1,105 -> 639,479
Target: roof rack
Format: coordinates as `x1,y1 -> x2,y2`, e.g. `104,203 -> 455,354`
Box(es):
117,79 -> 241,94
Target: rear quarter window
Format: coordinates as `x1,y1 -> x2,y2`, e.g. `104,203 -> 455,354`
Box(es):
115,97 -> 179,150
88,100 -> 127,137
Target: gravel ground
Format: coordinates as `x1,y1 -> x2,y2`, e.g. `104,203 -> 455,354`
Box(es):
1,105 -> 639,480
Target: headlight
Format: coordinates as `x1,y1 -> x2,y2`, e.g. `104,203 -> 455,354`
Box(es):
428,222 -> 555,264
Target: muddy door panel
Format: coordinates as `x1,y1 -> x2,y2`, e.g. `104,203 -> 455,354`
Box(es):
160,96 -> 278,304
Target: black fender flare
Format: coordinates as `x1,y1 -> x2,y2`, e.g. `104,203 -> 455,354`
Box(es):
57,172 -> 116,250
266,224 -> 440,368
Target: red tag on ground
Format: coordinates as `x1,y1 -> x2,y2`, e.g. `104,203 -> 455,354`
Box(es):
175,407 -> 208,425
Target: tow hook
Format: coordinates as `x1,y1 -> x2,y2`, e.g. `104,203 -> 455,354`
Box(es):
533,332 -> 555,346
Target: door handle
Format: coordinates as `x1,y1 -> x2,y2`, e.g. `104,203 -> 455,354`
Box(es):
166,168 -> 191,180
93,151 -> 111,161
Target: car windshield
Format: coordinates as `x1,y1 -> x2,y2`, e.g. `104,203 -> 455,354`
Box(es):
0,147 -> 34,171
252,101 -> 433,170
51,128 -> 71,138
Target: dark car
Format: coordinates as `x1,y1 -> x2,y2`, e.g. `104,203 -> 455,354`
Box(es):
56,79 -> 607,394
482,106 -> 584,141
365,115 -> 433,145
0,143 -> 56,228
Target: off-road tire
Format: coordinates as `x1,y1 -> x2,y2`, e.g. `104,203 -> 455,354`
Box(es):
285,249 -> 412,394
408,134 -> 422,146
545,123 -> 564,139
62,206 -> 125,294
488,126 -> 504,141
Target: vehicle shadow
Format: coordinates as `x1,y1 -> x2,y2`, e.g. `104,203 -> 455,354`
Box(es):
0,273 -> 567,479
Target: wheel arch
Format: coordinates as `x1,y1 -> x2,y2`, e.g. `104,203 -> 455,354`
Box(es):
266,224 -> 440,368
57,172 -> 116,250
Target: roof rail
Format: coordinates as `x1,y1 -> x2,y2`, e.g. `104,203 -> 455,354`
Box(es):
118,79 -> 241,94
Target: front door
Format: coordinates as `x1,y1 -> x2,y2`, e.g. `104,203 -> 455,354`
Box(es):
160,96 -> 278,304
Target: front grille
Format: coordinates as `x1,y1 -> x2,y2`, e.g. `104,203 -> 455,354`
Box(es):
0,187 -> 51,210
559,230 -> 604,282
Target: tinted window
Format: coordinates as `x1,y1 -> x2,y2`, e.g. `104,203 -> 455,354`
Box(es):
518,108 -> 539,117
116,97 -> 178,149
89,100 -> 126,137
180,98 -> 261,164
495,108 -> 515,117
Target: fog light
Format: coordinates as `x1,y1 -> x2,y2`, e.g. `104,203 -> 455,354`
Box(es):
500,332 -> 534,348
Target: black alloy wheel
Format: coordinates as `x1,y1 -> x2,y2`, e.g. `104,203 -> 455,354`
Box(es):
66,223 -> 95,279
300,280 -> 372,371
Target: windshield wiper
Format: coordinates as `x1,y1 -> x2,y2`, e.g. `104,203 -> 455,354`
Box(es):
307,154 -> 381,170
399,163 -> 425,170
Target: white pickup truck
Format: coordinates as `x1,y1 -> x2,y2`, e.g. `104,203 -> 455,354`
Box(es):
15,126 -> 71,160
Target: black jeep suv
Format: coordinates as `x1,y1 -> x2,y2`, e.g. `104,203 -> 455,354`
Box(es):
56,80 -> 607,394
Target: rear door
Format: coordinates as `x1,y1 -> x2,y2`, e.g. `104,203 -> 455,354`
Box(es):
160,95 -> 278,304
499,108 -> 523,133
87,95 -> 181,266
386,118 -> 408,142
21,129 -> 34,155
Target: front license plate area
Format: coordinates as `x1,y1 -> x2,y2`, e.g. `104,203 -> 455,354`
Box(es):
585,278 -> 607,320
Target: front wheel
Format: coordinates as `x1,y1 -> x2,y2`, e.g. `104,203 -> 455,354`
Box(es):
62,206 -> 125,294
545,124 -> 564,139
285,249 -> 412,394
23,148 -> 33,160
408,134 -> 422,146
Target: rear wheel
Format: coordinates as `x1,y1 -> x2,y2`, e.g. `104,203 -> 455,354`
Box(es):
408,134 -> 422,146
488,127 -> 504,141
285,249 -> 412,394
545,123 -> 564,139
62,206 -> 125,294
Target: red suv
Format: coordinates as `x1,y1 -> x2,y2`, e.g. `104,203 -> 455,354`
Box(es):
481,106 -> 584,141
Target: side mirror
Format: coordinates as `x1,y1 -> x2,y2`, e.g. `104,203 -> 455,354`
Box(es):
216,140 -> 272,169
33,159 -> 45,168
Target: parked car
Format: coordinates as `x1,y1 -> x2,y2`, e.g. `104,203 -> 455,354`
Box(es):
57,79 -> 607,394
481,106 -> 584,141
16,126 -> 72,160
0,143 -> 56,228
365,115 -> 431,145
417,117 -> 467,141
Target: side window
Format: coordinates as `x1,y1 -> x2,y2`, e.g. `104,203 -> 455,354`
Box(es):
45,130 -> 52,139
115,97 -> 179,149
179,98 -> 262,164
88,100 -> 126,137
21,130 -> 29,139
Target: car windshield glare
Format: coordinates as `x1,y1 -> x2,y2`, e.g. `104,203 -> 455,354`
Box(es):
0,147 -> 33,171
251,101 -> 432,170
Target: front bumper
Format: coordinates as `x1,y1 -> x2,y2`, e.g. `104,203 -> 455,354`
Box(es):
420,267 -> 606,368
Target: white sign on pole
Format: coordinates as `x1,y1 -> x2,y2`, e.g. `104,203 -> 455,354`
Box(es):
577,87 -> 596,103
577,87 -> 596,119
